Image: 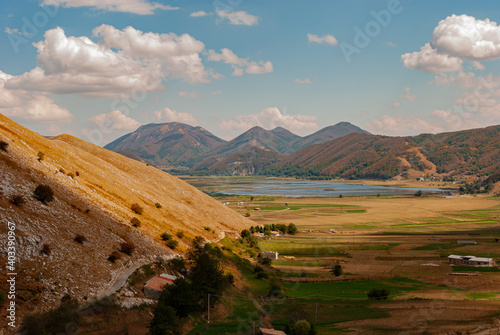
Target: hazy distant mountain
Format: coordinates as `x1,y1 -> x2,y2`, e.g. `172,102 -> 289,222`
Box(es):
271,125 -> 500,180
192,146 -> 285,175
194,126 -> 300,163
104,123 -> 226,168
284,122 -> 371,154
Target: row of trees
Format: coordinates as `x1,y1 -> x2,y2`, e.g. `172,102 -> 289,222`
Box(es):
244,223 -> 298,236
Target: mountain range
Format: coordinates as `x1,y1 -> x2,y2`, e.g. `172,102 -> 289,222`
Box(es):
104,121 -> 369,170
104,120 -> 500,180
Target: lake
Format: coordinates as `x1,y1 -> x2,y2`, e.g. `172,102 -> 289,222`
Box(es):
194,178 -> 446,197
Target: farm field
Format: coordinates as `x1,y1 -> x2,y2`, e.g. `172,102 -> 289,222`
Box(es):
216,193 -> 500,334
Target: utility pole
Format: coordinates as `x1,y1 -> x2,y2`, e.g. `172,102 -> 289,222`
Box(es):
208,294 -> 211,323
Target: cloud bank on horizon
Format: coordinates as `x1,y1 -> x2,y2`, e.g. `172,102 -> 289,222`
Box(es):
1,1 -> 500,143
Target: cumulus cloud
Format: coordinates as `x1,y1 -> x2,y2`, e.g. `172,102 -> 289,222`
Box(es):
41,0 -> 178,15
0,70 -> 74,123
294,78 -> 312,84
154,107 -> 197,124
215,10 -> 259,26
207,48 -> 273,75
307,33 -> 338,46
431,14 -> 500,61
430,72 -> 500,89
219,107 -> 318,131
89,110 -> 141,131
4,25 -> 219,98
403,15 -> 500,74
402,43 -> 463,73
367,115 -> 445,135
190,11 -> 210,17
401,87 -> 417,101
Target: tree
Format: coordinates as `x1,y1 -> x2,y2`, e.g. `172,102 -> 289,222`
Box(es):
160,232 -> 172,241
241,229 -> 251,238
294,320 -> 311,335
149,304 -> 180,335
367,288 -> 390,300
190,252 -> 227,308
120,241 -> 135,255
130,217 -> 141,227
0,140 -> 8,152
131,203 -> 144,214
9,195 -> 25,207
158,278 -> 198,318
332,261 -> 343,277
33,184 -> 54,204
414,190 -> 423,197
287,223 -> 298,235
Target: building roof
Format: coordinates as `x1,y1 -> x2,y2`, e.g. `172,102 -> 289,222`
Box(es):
159,273 -> 177,281
259,328 -> 286,335
145,276 -> 174,291
448,254 -> 494,262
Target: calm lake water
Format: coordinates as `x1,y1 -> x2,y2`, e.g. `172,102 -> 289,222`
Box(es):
203,179 -> 445,197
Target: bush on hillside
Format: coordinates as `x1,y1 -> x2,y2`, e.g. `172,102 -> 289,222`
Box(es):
33,184 -> 54,204
9,195 -> 25,207
130,217 -> 141,227
120,242 -> 136,255
107,251 -> 121,263
131,203 -> 144,215
37,151 -> 45,162
0,141 -> 8,152
74,234 -> 87,244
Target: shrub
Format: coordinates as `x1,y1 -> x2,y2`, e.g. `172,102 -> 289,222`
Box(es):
59,168 -> 65,174
85,209 -> 91,214
75,171 -> 80,177
332,261 -> 343,277
108,251 -> 121,263
241,229 -> 250,238
74,234 -> 87,244
37,151 -> 45,162
367,288 -> 390,300
67,172 -> 75,179
0,141 -> 8,152
176,231 -> 184,239
154,202 -> 162,208
130,217 -> 141,227
260,257 -> 272,266
33,185 -> 54,204
244,212 -> 250,217
254,265 -> 264,274
414,190 -> 423,197
203,227 -> 211,231
9,195 -> 25,207
166,239 -> 178,250
160,232 -> 172,241
120,242 -> 135,255
287,223 -> 298,235
131,203 -> 143,215
41,243 -> 51,255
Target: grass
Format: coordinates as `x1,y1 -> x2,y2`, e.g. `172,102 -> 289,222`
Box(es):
283,278 -> 439,300
413,243 -> 465,250
465,292 -> 500,301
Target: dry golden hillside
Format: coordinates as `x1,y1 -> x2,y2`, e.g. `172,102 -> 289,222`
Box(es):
0,113 -> 251,315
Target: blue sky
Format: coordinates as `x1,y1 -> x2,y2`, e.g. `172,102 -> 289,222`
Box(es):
1,0 -> 500,145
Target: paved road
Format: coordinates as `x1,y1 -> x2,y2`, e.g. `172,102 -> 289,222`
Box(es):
96,263 -> 145,299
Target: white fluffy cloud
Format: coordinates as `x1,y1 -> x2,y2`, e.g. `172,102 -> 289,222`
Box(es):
403,15 -> 500,74
0,70 -> 74,123
89,110 -> 141,130
154,107 -> 197,124
219,107 -> 318,131
294,78 -> 312,84
207,48 -> 273,76
41,0 -> 178,15
215,10 -> 259,26
307,33 -> 338,46
401,43 -> 463,73
4,25 -> 217,98
392,102 -> 401,108
430,14 -> 500,61
190,11 -> 210,17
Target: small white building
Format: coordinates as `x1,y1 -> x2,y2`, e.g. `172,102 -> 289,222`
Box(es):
261,251 -> 279,260
448,254 -> 496,267
457,240 -> 477,245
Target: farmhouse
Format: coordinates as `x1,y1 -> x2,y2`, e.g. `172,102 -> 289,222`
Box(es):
260,328 -> 286,335
270,231 -> 281,237
448,254 -> 496,267
144,274 -> 177,299
261,251 -> 279,260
